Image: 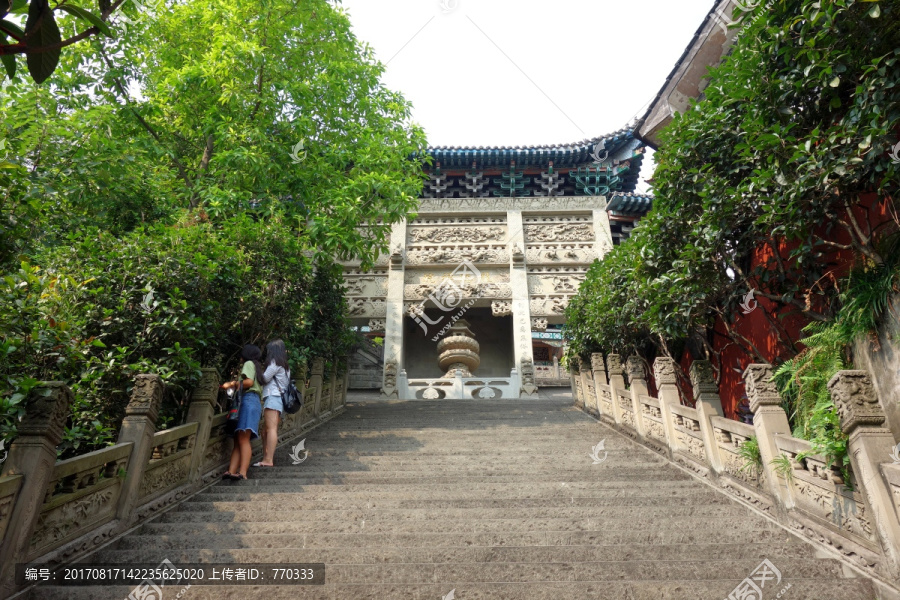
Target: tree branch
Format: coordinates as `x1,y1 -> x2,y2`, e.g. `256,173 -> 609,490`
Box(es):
98,46 -> 195,198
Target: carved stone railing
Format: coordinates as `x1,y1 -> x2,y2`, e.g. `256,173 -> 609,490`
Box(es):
401,370 -> 520,400
571,355 -> 900,587
0,357 -> 350,597
639,395 -> 666,444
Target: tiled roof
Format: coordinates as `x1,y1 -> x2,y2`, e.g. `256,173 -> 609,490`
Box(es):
606,193 -> 653,216
425,127 -> 638,169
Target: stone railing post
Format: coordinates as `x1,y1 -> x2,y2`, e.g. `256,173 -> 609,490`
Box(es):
339,361 -> 350,409
186,368 -> 220,482
0,383 -> 72,596
310,358 -> 325,417
653,357 -> 683,456
569,357 -> 582,408
116,375 -> 164,521
590,353 -> 607,417
689,361 -> 725,473
606,354 -> 626,425
553,356 -> 560,380
579,359 -> 594,414
626,356 -> 649,438
829,371 -> 900,578
744,364 -> 794,506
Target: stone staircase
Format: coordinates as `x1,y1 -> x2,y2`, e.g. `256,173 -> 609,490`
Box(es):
28,392 -> 888,599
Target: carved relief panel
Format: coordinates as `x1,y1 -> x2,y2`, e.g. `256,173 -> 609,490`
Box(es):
527,267 -> 587,296
404,269 -> 511,301
523,215 -> 594,245
343,269 -> 388,297
529,296 -> 571,316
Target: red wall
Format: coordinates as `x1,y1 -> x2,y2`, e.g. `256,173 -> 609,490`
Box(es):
676,191 -> 895,419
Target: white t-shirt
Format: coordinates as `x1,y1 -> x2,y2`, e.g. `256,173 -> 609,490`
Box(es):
261,361 -> 290,400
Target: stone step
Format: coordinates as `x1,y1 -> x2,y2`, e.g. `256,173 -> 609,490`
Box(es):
26,577 -> 876,600
190,481 -> 715,504
153,503 -> 761,524
91,540 -> 817,566
112,527 -> 800,551
171,492 -> 735,512
226,472 -> 684,486
135,514 -> 778,536
194,480 -> 704,498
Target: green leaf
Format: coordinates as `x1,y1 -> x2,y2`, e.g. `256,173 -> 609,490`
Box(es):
0,33 -> 15,79
24,0 -> 61,83
1,18 -> 25,36
867,4 -> 880,18
10,0 -> 28,13
56,4 -> 113,38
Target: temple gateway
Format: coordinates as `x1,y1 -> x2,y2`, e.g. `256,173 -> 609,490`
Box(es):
343,127 -> 652,399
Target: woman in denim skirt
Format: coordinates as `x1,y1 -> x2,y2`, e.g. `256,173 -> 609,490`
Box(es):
220,344 -> 264,480
255,339 -> 290,467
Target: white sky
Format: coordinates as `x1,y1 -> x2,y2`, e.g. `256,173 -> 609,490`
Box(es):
340,0 -> 715,150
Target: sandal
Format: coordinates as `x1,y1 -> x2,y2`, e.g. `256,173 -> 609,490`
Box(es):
251,462 -> 274,467
232,473 -> 246,480
222,471 -> 234,479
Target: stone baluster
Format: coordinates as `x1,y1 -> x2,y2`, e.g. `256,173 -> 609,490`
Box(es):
829,371 -> 900,578
116,374 -> 165,521
626,356 -> 650,438
653,358 -> 683,456
553,356 -> 560,380
744,364 -> 794,507
453,369 -> 464,399
310,357 -> 325,418
590,353 -> 607,418
0,383 -> 72,597
689,361 -> 725,473
606,355 -> 626,425
186,368 -> 220,482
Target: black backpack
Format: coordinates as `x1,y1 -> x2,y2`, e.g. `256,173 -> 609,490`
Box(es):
276,372 -> 303,414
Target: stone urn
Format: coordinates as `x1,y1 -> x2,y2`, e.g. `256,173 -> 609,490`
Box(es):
437,320 -> 480,377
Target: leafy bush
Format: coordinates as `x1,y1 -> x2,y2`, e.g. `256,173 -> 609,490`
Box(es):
566,0 -> 900,459
774,234 -> 900,475
0,214 -> 356,459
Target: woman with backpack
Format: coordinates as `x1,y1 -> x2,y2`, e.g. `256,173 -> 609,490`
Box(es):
220,344 -> 264,480
255,339 -> 290,467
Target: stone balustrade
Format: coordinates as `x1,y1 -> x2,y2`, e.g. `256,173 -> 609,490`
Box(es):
572,354 -> 900,583
0,360 -> 349,597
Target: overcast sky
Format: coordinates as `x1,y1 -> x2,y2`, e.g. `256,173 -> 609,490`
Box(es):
340,0 -> 715,150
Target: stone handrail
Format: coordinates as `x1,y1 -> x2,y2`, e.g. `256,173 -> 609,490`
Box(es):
573,354 -> 900,585
0,358 -> 349,597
